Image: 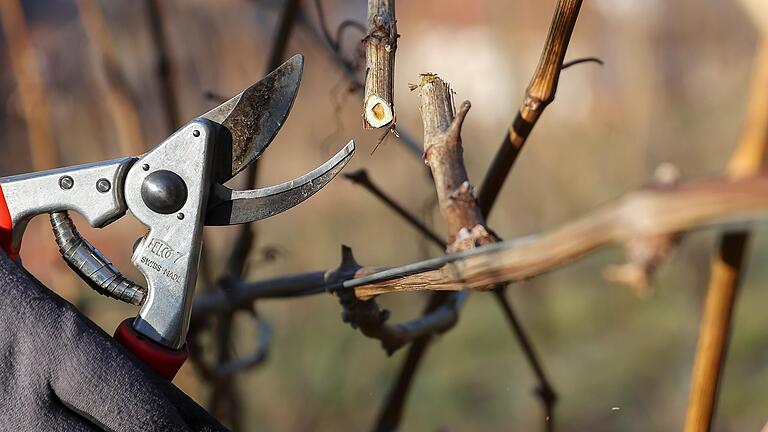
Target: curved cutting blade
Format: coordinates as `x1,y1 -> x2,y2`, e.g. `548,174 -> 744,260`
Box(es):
206,141 -> 355,225
202,54 -> 304,183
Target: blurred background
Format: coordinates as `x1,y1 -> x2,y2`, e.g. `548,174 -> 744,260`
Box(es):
1,0 -> 767,430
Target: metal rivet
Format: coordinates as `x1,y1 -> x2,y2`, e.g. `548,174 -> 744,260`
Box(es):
193,130 -> 200,137
59,176 -> 74,190
142,164 -> 150,171
96,178 -> 111,193
177,213 -> 184,220
141,170 -> 188,214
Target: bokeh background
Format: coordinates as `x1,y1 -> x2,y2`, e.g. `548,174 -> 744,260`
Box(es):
1,0 -> 767,430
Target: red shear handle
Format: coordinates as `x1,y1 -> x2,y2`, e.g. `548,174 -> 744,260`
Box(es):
114,318 -> 188,380
0,184 -> 18,260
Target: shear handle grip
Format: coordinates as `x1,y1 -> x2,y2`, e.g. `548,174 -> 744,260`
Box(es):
0,184 -> 17,260
114,318 -> 188,380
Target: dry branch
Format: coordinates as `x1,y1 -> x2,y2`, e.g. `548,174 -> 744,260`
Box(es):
418,75 -> 493,249
144,0 -> 181,131
477,0 -> 583,217
344,169 -> 446,248
77,0 -> 146,155
374,75 -> 493,432
332,246 -> 463,355
684,40 -> 768,432
468,5 -> 585,421
339,77 -> 482,363
349,174 -> 768,299
363,0 -> 397,129
0,0 -> 58,170
494,289 -> 556,427
192,271 -> 328,317
298,3 -> 423,156
344,138 -> 555,428
193,175 -> 768,325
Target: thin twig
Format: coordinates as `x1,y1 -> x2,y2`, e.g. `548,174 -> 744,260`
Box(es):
561,56 -> 603,70
344,169 -> 446,248
0,0 -> 58,170
472,5 -> 586,420
76,0 -> 146,155
189,308 -> 272,380
336,19 -> 366,48
494,288 -> 557,431
265,0 -> 303,78
477,0 -> 584,217
332,247 -> 464,355
192,271 -> 328,316
684,39 -> 768,432
144,0 -> 181,130
313,0 -> 339,51
373,292 -> 454,432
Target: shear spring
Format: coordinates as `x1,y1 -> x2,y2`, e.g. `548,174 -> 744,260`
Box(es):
50,211 -> 146,305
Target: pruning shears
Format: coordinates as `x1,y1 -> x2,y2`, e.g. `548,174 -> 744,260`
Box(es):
0,55 -> 355,379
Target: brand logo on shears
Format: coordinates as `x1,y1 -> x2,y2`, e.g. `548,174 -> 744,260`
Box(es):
146,238 -> 185,264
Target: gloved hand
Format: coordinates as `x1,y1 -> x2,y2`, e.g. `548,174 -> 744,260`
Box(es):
0,251 -> 228,432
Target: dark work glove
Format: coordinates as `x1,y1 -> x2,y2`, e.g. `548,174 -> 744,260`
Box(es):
0,251 -> 228,432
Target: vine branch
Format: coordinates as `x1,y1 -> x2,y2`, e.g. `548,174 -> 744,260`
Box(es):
477,0 -> 584,217
363,0 -> 398,129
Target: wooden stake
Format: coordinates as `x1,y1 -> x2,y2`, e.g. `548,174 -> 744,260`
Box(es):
684,40 -> 768,432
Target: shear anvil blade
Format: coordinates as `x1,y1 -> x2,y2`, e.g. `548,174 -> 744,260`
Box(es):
202,54 -> 303,183
205,140 -> 355,226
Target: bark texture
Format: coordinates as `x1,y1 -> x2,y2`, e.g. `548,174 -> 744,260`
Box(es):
684,39 -> 768,432
353,175 -> 768,299
363,0 -> 397,129
418,74 -> 493,250
477,0 -> 583,217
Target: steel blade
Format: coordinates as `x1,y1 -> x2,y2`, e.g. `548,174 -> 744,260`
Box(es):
206,140 -> 355,226
202,54 -> 303,183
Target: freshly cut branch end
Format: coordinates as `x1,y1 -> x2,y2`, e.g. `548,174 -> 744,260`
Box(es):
364,94 -> 394,128
363,0 -> 397,129
417,74 -> 491,249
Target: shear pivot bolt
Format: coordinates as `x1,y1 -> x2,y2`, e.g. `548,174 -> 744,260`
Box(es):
96,178 -> 111,193
59,176 -> 74,190
141,170 -> 188,214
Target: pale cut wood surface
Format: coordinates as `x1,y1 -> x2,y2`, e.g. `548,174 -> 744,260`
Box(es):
363,0 -> 397,129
